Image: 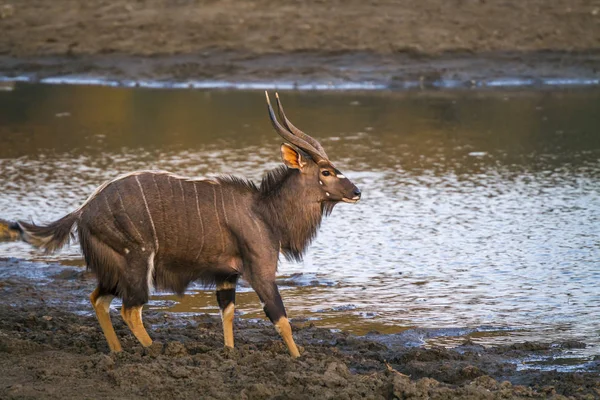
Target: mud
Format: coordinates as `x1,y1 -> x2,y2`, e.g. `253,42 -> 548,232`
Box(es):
1,258 -> 598,399
0,0 -> 599,86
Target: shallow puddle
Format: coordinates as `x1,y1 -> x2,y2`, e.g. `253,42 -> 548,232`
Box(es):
1,84 -> 599,367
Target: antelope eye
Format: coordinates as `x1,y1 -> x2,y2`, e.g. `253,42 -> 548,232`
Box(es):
321,170 -> 331,177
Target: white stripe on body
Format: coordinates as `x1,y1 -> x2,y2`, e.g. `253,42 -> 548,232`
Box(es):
102,192 -> 130,247
114,185 -> 145,244
230,191 -> 242,238
135,176 -> 159,251
193,183 -> 205,261
220,186 -> 229,225
248,203 -> 264,244
212,186 -> 226,252
73,170 -> 217,216
178,179 -> 190,252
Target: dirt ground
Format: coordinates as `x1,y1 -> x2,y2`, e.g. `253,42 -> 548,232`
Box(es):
0,0 -> 599,85
0,259 -> 599,400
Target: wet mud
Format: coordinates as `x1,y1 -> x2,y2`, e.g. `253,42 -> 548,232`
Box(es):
1,259 -> 598,399
0,0 -> 599,86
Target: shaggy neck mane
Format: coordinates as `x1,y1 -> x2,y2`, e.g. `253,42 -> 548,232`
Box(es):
258,166 -> 335,261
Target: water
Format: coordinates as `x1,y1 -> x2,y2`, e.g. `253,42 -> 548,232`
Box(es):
3,70 -> 599,91
1,84 -> 599,366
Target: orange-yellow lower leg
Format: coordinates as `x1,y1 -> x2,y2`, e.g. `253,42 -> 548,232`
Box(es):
120,305 -> 152,347
275,317 -> 300,358
90,288 -> 122,352
221,303 -> 235,348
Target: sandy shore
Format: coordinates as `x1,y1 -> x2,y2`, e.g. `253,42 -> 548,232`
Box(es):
1,0 -> 599,87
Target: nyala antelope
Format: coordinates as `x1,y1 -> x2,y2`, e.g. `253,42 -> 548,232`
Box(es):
10,92 -> 361,357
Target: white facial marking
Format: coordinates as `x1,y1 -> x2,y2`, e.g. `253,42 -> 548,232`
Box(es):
352,195 -> 360,200
337,174 -> 346,179
319,180 -> 323,185
124,248 -> 130,254
326,192 -> 330,197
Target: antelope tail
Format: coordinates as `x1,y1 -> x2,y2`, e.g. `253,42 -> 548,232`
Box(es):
13,213 -> 79,253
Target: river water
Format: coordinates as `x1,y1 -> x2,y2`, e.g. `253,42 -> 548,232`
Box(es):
1,84 -> 599,368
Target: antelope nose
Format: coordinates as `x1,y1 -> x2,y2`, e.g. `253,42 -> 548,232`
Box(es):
352,188 -> 361,199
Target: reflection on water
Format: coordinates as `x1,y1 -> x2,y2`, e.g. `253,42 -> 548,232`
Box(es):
1,85 -> 599,364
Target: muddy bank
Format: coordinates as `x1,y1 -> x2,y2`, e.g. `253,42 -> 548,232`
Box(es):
1,0 -> 599,87
2,51 -> 600,90
1,259 -> 598,399
2,0 -> 599,57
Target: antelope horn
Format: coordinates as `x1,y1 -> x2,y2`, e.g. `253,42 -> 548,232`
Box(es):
275,92 -> 329,160
265,92 -> 326,163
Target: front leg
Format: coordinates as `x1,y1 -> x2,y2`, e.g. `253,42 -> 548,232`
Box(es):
239,231 -> 300,358
253,281 -> 300,358
216,275 -> 238,348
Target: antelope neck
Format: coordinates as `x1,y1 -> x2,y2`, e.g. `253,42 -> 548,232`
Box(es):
258,167 -> 324,261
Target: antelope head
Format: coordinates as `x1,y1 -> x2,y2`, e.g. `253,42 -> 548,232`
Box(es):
265,92 -> 361,204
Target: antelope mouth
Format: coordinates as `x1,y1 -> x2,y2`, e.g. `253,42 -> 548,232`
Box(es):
342,196 -> 360,203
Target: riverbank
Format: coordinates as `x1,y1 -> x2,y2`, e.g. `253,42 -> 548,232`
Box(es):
1,0 -> 599,89
2,51 -> 600,91
1,259 -> 598,399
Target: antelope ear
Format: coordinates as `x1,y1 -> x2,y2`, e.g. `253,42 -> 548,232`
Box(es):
280,143 -> 306,170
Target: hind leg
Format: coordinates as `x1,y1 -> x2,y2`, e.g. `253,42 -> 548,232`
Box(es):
90,287 -> 122,352
118,250 -> 155,347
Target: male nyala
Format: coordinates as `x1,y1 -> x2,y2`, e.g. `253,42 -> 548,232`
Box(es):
11,92 -> 361,357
